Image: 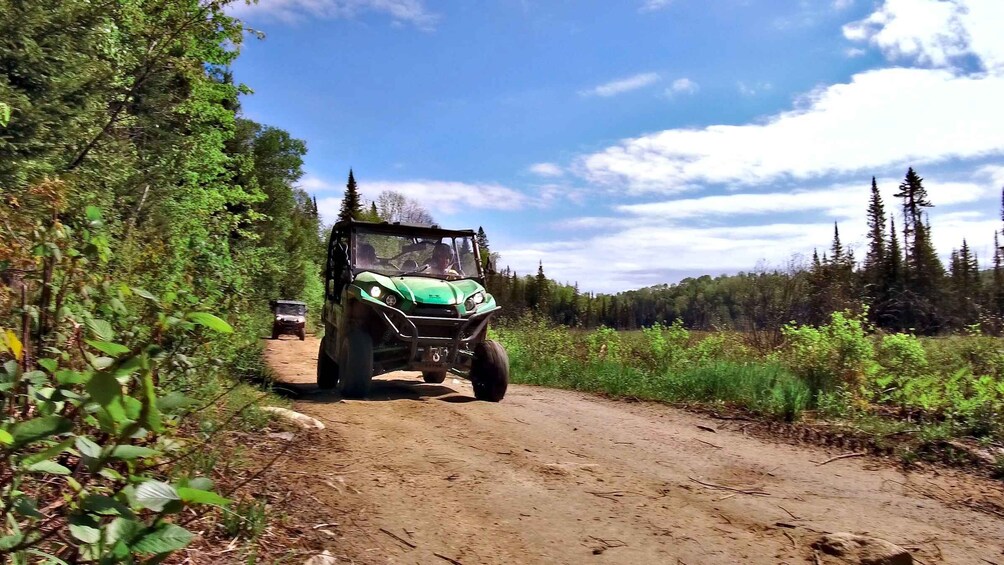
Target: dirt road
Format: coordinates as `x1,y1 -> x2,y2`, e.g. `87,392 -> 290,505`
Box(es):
267,336 -> 1004,564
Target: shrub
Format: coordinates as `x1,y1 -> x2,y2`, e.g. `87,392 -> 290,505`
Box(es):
780,310 -> 876,399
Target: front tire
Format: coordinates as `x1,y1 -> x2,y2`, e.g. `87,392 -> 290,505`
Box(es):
298,327 -> 306,341
317,339 -> 339,390
470,340 -> 509,402
422,371 -> 447,384
338,329 -> 373,399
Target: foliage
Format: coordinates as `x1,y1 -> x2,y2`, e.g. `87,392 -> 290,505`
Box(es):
780,310 -> 877,397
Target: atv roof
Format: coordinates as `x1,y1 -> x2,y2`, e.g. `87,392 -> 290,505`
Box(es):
333,218 -> 476,239
273,299 -> 307,305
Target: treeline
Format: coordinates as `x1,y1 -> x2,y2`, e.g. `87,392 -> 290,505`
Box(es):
1,0 -> 324,320
486,168 -> 1004,335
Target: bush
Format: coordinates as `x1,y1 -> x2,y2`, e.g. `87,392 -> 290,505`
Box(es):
780,310 -> 876,399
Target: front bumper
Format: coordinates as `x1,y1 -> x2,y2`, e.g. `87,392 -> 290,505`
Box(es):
364,300 -> 499,371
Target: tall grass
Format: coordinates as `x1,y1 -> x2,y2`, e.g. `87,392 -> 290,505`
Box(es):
495,312 -> 1004,439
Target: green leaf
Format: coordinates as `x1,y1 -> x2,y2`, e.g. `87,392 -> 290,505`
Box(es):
86,340 -> 130,356
9,416 -> 72,449
37,358 -> 58,373
22,438 -> 73,465
0,533 -> 24,551
131,287 -> 158,302
0,428 -> 12,446
130,523 -> 193,554
86,371 -> 125,422
186,312 -> 233,333
13,496 -> 43,519
134,480 -> 179,512
69,523 -> 101,544
106,517 -> 143,545
86,319 -> 114,341
85,206 -> 102,223
82,494 -> 130,517
25,460 -> 71,475
108,445 -> 159,460
176,487 -> 230,506
75,436 -> 102,458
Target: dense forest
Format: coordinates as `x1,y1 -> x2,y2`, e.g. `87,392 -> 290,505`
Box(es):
483,170 -> 1004,336
0,1 -> 328,559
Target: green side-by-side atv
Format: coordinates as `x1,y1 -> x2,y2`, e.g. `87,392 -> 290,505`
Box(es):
317,220 -> 509,401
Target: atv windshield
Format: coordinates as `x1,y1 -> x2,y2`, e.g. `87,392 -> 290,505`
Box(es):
275,303 -> 306,316
352,228 -> 481,280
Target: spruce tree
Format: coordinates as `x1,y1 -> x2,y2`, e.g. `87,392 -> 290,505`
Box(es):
864,176 -> 887,282
337,169 -> 363,223
995,231 -> 1004,319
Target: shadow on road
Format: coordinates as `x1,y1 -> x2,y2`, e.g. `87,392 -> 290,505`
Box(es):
270,376 -> 476,404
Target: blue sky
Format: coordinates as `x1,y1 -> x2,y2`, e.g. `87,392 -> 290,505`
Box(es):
230,0 -> 1004,292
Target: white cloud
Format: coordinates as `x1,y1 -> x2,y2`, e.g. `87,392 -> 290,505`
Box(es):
666,77 -> 699,96
844,47 -> 867,58
312,178 -> 537,223
528,162 -> 564,177
580,72 -> 661,97
577,68 -> 1004,194
832,0 -> 854,10
227,0 -> 438,29
298,174 -> 340,192
843,0 -> 1004,71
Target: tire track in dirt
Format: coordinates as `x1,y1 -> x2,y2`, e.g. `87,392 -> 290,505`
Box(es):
267,336 -> 1004,564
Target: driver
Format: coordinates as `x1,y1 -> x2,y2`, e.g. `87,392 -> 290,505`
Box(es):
357,243 -> 378,269
428,243 -> 459,277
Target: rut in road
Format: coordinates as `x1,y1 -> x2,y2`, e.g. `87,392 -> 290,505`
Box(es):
267,335 -> 1004,564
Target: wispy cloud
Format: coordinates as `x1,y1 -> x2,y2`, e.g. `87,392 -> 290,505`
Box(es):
580,72 -> 661,97
528,162 -> 564,177
228,0 -> 439,30
639,0 -> 673,12
307,177 -> 559,223
665,77 -> 699,96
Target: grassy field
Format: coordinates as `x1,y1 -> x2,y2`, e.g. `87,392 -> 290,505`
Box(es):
493,313 -> 1004,470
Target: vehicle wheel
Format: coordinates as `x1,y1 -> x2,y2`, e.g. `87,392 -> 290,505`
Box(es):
271,326 -> 280,340
298,328 -> 306,341
422,371 -> 447,384
470,340 -> 509,402
317,339 -> 339,390
338,329 -> 373,399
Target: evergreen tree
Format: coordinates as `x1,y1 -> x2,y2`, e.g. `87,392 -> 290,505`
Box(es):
864,176 -> 887,284
337,169 -> 363,222
893,168 -> 943,332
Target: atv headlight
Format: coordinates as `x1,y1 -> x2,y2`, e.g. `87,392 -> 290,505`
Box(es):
384,294 -> 398,307
369,285 -> 382,298
464,292 -> 485,311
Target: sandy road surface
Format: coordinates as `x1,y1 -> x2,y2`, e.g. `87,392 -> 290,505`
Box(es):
267,336 -> 1004,564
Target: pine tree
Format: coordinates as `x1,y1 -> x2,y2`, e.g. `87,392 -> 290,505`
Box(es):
864,176 -> 887,285
533,261 -> 550,314
995,231 -> 1004,319
893,168 -> 943,332
337,169 -> 363,222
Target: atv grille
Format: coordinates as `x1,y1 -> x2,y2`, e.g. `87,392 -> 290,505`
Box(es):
413,306 -> 459,318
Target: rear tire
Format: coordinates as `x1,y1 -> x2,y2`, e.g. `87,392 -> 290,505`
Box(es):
298,327 -> 306,341
470,340 -> 509,402
317,339 -> 339,390
338,329 -> 373,399
422,371 -> 447,384
271,326 -> 280,340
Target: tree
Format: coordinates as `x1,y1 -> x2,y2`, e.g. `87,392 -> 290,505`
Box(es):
338,169 -> 363,222
375,190 -> 435,225
863,177 -> 887,289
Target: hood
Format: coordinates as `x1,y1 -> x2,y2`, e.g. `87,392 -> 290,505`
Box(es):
276,315 -> 305,322
356,272 -> 482,305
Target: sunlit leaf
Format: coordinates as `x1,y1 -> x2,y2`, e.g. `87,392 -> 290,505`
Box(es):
186,312 -> 232,333
176,487 -> 229,506
4,329 -> 22,361
86,340 -> 130,356
130,523 -> 193,554
25,460 -> 71,475
134,480 -> 179,512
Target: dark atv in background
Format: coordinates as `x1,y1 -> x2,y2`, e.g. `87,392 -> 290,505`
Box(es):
317,219 -> 509,401
271,299 -> 307,340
